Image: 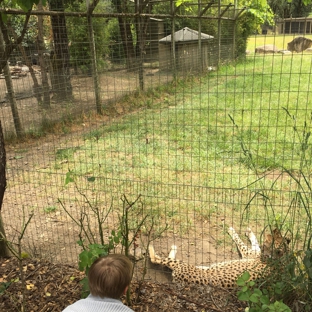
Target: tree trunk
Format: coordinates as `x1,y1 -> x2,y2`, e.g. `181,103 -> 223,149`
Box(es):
0,29 -> 23,137
49,0 -> 73,101
87,13 -> 102,114
135,0 -> 151,90
37,1 -> 51,109
14,38 -> 43,105
3,63 -> 24,137
0,120 -> 9,257
115,0 -> 136,70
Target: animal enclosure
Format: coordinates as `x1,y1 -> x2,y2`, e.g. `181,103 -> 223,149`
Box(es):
1,2 -> 312,311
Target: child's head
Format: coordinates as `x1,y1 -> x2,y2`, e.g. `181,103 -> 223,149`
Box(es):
88,254 -> 133,299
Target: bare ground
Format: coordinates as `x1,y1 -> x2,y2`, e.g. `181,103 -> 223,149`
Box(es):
0,67 -> 173,135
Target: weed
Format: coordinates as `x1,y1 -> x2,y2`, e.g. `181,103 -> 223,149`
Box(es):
59,173 -> 167,303
25,127 -> 44,139
0,281 -> 12,295
83,129 -> 103,141
40,117 -> 56,133
55,147 -> 80,161
104,123 -> 128,133
15,149 -> 28,153
43,206 -> 57,213
3,130 -> 18,142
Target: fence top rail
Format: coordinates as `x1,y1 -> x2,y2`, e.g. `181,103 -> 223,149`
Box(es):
0,7 -> 241,20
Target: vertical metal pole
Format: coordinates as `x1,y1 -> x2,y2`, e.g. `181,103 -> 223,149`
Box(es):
290,18 -> 292,34
171,0 -> 176,77
198,0 -> 202,72
233,0 -> 237,60
304,17 -> 307,36
218,0 -> 221,65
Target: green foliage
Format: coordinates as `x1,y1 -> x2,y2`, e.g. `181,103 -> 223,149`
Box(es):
7,14 -> 38,48
286,249 -> 312,308
0,281 -> 12,295
268,0 -> 312,18
82,129 -> 103,141
77,242 -> 110,297
235,2 -> 273,57
1,1 -> 40,61
55,147 -> 81,161
78,242 -> 108,272
66,1 -> 112,73
12,0 -> 46,11
152,1 -> 218,39
74,213 -> 123,297
237,272 -> 291,312
303,249 -> 312,280
106,18 -> 125,63
64,171 -> 75,185
152,0 -> 273,59
233,110 -> 312,308
60,170 -> 168,304
77,229 -> 123,273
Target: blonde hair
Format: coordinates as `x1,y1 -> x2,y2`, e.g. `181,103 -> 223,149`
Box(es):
88,254 -> 133,299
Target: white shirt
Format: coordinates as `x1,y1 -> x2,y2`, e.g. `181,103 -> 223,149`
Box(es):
62,294 -> 134,312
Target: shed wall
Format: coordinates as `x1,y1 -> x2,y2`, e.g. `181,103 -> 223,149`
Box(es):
159,39 -> 234,72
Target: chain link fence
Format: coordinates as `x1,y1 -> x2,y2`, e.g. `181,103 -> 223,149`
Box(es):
1,5 -> 311,297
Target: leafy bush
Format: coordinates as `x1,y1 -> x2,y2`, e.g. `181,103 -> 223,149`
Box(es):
237,272 -> 291,312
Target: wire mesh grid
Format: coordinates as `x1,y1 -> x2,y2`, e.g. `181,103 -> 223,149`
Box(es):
0,5 -> 311,291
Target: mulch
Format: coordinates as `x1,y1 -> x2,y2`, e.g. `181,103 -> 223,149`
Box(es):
0,257 -> 245,312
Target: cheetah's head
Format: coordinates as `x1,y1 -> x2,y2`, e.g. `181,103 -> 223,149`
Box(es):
261,228 -> 291,260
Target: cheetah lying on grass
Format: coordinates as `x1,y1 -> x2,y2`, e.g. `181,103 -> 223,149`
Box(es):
149,227 -> 290,288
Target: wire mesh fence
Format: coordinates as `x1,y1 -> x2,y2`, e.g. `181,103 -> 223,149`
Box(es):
1,5 -> 312,303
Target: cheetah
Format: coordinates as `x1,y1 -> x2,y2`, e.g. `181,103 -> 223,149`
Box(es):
149,227 -> 290,288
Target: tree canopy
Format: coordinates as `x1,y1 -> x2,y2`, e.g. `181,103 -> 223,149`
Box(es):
4,0 -> 45,11
0,0 -> 46,71
268,0 -> 312,18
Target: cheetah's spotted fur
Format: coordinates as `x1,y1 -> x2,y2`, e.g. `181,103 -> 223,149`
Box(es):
149,227 -> 290,288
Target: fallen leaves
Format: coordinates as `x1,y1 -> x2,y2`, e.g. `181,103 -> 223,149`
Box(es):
0,257 -> 245,312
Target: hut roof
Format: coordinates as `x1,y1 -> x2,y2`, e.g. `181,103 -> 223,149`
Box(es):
159,27 -> 214,43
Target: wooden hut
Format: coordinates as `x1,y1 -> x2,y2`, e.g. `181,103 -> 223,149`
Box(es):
159,27 -> 214,72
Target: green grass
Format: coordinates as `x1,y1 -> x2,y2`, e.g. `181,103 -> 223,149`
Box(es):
43,206 -> 57,213
54,47 -> 312,239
